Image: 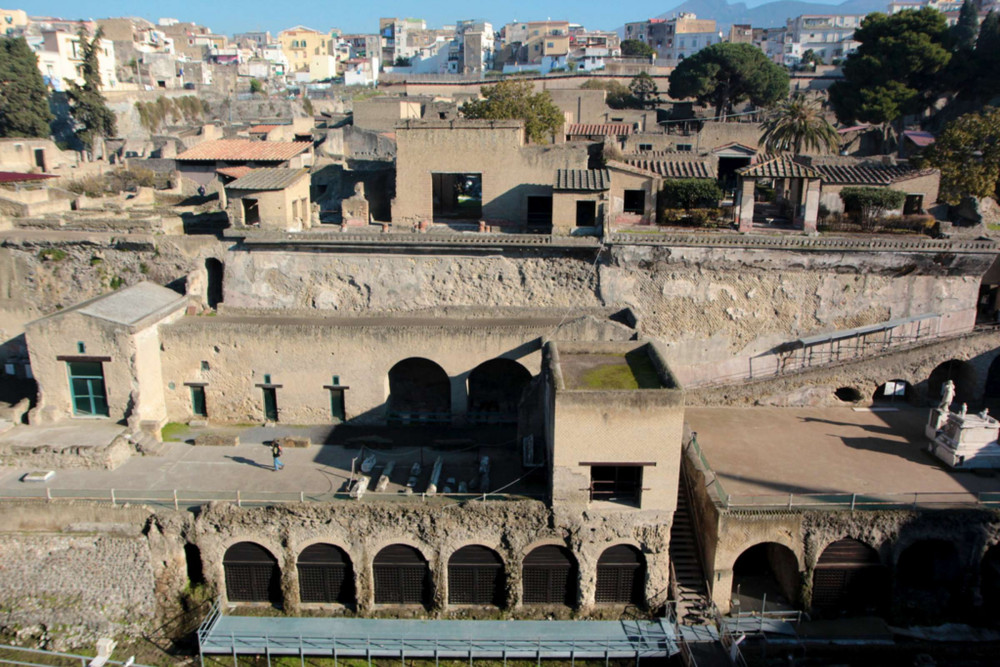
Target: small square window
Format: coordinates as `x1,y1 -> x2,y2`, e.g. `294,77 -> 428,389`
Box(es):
201,360 -> 210,371
263,373 -> 272,384
77,341 -> 86,354
332,375 -> 341,386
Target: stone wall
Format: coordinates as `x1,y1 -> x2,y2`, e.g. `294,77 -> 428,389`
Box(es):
170,499 -> 672,614
0,503 -> 157,647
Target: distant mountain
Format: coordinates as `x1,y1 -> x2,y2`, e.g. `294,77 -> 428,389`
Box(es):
626,0 -> 890,30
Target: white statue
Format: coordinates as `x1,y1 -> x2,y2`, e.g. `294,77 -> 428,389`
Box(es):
940,380 -> 956,411
960,403 -> 968,418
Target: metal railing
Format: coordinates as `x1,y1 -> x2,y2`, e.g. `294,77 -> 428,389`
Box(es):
0,643 -> 155,667
723,490 -> 1000,511
0,487 -> 544,510
685,434 -> 731,508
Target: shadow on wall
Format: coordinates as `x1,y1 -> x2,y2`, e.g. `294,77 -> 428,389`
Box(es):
311,163 -> 395,222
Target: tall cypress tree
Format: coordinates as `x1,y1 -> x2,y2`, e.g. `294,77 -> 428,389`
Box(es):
65,28 -> 116,153
0,37 -> 53,138
974,11 -> 1000,100
953,0 -> 980,52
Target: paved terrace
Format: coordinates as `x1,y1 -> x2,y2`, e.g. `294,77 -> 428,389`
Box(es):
686,406 -> 1000,509
0,423 -> 542,506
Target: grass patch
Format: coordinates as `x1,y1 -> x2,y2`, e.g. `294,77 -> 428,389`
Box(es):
37,248 -> 68,261
580,350 -> 662,390
161,422 -> 190,442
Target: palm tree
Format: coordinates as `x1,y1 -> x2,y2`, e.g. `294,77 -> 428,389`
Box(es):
760,95 -> 840,155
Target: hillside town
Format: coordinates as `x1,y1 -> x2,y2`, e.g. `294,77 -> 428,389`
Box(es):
2,0 -> 1000,665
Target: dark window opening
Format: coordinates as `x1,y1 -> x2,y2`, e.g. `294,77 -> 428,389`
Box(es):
190,385 -> 207,417
223,542 -> 281,604
576,200 -> 597,227
432,173 -> 481,219
523,545 -> 577,606
33,148 -> 45,171
526,195 -> 553,228
448,545 -> 505,606
903,193 -> 923,215
590,466 -> 642,505
297,543 -> 354,605
896,539 -> 963,623
205,258 -> 224,309
373,544 -> 430,606
638,143 -> 653,152
623,189 -> 645,215
242,198 -> 260,225
595,545 -> 645,605
67,361 -> 109,417
184,543 -> 204,586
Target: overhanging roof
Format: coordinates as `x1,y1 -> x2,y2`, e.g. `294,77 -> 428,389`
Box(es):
176,139 -> 311,162
554,169 -> 610,191
226,167 -> 309,191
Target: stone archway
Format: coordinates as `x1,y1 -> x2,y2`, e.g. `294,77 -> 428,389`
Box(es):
731,542 -> 801,613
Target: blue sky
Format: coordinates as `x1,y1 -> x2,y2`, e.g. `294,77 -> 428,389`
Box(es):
24,0 -> 837,36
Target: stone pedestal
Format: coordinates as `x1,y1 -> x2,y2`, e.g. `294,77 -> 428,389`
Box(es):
929,409 -> 1000,469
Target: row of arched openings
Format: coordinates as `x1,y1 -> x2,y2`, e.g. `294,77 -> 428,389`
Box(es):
733,538 -> 1000,620
387,357 -> 532,424
866,358 -> 1000,407
222,542 -> 646,607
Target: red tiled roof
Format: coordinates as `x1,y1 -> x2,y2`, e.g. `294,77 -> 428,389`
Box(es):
0,171 -> 57,183
176,139 -> 311,162
903,130 -> 935,147
566,123 -> 633,136
217,166 -> 255,179
810,162 -> 937,185
737,156 -> 820,179
624,157 -> 716,179
249,124 -> 280,133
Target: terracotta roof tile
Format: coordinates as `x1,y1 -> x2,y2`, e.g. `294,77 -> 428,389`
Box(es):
176,139 -> 311,162
623,157 -> 716,179
737,157 -> 820,179
216,166 -> 255,179
249,124 -> 280,133
566,123 -> 633,136
810,162 -> 936,185
554,169 -> 610,191
0,171 -> 57,183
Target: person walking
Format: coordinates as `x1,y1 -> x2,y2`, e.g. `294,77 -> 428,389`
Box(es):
271,440 -> 284,471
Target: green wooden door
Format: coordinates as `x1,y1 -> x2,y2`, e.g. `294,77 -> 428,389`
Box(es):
262,387 -> 278,422
190,386 -> 207,417
330,389 -> 345,422
67,362 -> 109,417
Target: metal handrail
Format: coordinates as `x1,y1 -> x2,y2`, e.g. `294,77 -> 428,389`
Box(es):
722,490 -> 1000,511
0,487 -> 545,509
0,643 -> 155,667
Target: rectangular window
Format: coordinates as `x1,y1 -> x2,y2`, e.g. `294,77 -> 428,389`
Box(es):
576,200 -> 597,227
623,190 -> 645,215
190,385 -> 207,417
77,341 -> 86,353
676,144 -> 693,152
638,143 -> 653,152
67,361 -> 109,417
590,466 -> 642,505
904,193 -> 924,214
432,173 -> 482,220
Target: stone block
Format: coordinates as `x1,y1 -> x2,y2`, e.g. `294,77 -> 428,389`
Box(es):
275,435 -> 310,449
194,433 -> 239,447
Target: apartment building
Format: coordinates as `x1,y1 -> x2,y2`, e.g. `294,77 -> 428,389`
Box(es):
33,30 -> 118,92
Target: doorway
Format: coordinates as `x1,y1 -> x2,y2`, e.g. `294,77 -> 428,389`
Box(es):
262,387 -> 278,422
526,195 -> 553,228
242,198 -> 260,225
67,361 -> 109,417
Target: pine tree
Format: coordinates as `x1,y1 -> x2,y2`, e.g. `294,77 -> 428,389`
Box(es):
65,28 -> 116,153
974,11 -> 1000,100
0,37 -> 53,138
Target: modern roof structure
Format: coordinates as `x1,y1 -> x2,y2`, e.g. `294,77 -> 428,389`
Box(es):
28,281 -> 188,328
225,168 -> 309,191
554,169 -> 610,191
176,139 -> 311,162
566,123 -> 634,137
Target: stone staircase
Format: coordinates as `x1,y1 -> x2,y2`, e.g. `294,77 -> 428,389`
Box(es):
670,474 -> 713,625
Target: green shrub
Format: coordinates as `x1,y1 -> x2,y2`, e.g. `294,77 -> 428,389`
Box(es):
661,179 -> 723,210
840,187 -> 907,230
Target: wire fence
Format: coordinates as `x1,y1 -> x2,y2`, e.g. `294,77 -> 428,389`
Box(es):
0,644 -> 154,667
